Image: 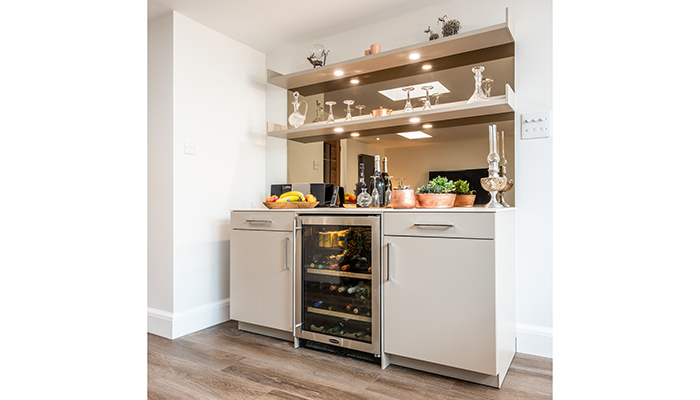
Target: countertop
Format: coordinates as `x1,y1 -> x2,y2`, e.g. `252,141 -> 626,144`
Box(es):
231,205 -> 515,213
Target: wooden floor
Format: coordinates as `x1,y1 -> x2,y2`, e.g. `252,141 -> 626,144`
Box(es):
148,321 -> 552,400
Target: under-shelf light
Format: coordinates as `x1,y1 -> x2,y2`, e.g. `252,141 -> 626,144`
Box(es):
409,117 -> 420,123
350,78 -> 359,84
334,70 -> 344,76
422,124 -> 433,129
350,132 -> 360,137
409,53 -> 420,60
334,127 -> 344,132
422,64 -> 432,70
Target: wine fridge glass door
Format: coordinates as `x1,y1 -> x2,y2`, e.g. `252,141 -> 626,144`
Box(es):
295,215 -> 380,355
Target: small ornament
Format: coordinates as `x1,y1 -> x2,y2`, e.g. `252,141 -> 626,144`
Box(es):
424,26 -> 439,41
438,15 -> 461,37
307,44 -> 329,68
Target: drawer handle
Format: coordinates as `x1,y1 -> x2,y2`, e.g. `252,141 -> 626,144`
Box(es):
413,223 -> 455,228
285,237 -> 290,270
246,219 -> 272,224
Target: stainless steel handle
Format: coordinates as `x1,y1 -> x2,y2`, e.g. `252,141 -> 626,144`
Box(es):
246,219 -> 272,224
413,223 -> 455,228
386,242 -> 392,282
285,237 -> 289,270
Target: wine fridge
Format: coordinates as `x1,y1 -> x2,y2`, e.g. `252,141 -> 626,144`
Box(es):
295,215 -> 380,356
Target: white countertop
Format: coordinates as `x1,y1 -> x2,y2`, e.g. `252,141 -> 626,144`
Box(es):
231,205 -> 515,213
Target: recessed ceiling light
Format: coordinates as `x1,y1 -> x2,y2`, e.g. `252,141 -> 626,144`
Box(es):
350,78 -> 359,84
334,127 -> 344,132
377,81 -> 450,101
422,124 -> 433,129
409,117 -> 420,123
422,65 -> 432,70
409,53 -> 420,60
350,132 -> 360,137
397,131 -> 432,139
334,71 -> 344,76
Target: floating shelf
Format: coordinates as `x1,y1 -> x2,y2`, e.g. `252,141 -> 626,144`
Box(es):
306,268 -> 372,280
269,85 -> 515,143
268,10 -> 514,96
307,307 -> 372,323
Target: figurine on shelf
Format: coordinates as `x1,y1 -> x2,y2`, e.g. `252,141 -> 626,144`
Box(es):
424,26 -> 439,41
438,15 -> 461,37
307,44 -> 329,68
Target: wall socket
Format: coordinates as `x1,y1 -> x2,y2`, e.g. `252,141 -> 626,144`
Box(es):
521,111 -> 551,139
184,142 -> 196,155
313,160 -> 320,170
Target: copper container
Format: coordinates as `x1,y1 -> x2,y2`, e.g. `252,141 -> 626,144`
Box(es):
371,107 -> 392,117
415,193 -> 456,208
454,194 -> 476,207
370,43 -> 381,54
390,189 -> 416,209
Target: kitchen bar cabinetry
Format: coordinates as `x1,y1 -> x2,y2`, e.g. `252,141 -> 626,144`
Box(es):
230,211 -> 295,340
229,208 -> 515,388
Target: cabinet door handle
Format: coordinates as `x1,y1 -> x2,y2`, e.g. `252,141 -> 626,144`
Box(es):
386,242 -> 392,282
285,237 -> 290,270
246,219 -> 272,224
413,223 -> 455,228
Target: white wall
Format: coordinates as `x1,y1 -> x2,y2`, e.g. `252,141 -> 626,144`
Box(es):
148,12 -> 268,339
265,0 -> 553,357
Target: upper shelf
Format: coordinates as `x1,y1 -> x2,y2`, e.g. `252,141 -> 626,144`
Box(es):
268,10 -> 514,97
269,85 -> 515,143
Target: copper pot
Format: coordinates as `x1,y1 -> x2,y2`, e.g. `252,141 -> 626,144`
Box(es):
454,194 -> 476,207
371,107 -> 392,117
415,193 -> 456,208
390,189 -> 416,209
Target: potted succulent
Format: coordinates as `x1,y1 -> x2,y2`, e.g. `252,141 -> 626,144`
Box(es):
453,180 -> 477,207
415,176 -> 456,208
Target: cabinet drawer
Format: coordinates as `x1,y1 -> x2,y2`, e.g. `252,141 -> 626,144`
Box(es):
384,212 -> 494,239
230,211 -> 295,231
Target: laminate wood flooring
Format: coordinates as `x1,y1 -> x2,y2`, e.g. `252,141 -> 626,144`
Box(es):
148,321 -> 552,400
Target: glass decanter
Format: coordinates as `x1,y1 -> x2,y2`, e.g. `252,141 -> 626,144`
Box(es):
356,187 -> 371,208
288,91 -> 308,128
467,66 -> 487,104
343,100 -> 354,121
325,101 -> 336,123
402,87 -> 414,113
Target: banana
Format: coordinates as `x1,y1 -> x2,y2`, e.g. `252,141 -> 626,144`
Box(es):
279,191 -> 304,199
276,195 -> 301,202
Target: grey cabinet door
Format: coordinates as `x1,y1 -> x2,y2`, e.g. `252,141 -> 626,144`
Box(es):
384,236 -> 497,375
230,229 -> 293,332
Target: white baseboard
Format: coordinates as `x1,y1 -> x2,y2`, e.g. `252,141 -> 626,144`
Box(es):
147,298 -> 230,339
516,323 -> 552,358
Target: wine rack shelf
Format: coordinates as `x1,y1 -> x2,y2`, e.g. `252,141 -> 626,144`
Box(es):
306,268 -> 371,280
307,307 -> 372,323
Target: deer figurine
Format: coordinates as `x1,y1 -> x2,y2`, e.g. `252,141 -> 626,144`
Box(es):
307,49 -> 329,68
424,26 -> 439,41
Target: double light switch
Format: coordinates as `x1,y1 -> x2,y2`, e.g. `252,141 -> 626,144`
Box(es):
521,111 -> 551,139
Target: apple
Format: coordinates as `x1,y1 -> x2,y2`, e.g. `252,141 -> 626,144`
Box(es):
266,195 -> 279,202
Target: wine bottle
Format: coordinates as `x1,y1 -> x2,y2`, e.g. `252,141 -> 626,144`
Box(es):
313,301 -> 323,308
329,284 -> 338,291
355,163 -> 368,197
337,285 -> 348,293
381,157 -> 392,192
347,282 -> 363,294
368,155 -> 385,206
345,303 -> 353,312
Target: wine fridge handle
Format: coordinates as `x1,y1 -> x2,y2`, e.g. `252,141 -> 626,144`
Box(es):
246,219 -> 272,224
285,237 -> 290,270
386,242 -> 392,282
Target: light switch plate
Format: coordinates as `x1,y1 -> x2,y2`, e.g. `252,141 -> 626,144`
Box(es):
521,111 -> 551,139
184,142 -> 196,155
313,160 -> 320,170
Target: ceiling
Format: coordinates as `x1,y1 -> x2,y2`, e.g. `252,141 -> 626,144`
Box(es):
148,0 -> 433,54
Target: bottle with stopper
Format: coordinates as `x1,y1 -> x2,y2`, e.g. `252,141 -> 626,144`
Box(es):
480,124 -> 507,208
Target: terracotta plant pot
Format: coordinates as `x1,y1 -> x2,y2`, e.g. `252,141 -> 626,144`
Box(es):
453,194 -> 476,207
390,189 -> 416,209
415,193 -> 456,208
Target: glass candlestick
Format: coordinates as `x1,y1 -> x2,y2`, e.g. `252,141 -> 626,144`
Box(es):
467,66 -> 487,103
420,85 -> 433,110
431,92 -> 443,105
325,101 -> 336,123
343,100 -> 354,121
312,100 -> 323,123
402,87 -> 414,113
355,104 -> 366,116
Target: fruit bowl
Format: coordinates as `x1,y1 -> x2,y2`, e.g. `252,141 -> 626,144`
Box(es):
263,202 -> 319,209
